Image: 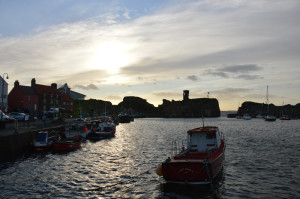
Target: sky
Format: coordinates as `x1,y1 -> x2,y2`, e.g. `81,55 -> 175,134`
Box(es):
1,0 -> 300,111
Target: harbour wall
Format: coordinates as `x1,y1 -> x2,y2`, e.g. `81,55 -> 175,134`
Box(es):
0,126 -> 65,162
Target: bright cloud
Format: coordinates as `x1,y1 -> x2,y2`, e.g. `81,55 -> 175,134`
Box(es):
1,0 -> 300,110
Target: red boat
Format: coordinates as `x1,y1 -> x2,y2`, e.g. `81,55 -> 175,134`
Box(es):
156,126 -> 225,184
52,140 -> 81,152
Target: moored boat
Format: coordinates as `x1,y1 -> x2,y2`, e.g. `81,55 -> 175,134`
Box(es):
280,115 -> 291,120
264,85 -> 276,122
156,126 -> 225,184
264,114 -> 277,121
243,114 -> 252,120
33,131 -> 55,150
86,119 -> 116,140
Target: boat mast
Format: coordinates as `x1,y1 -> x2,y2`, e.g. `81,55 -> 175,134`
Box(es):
266,85 -> 269,113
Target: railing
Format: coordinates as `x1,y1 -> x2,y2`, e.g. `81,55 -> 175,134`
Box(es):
171,140 -> 185,157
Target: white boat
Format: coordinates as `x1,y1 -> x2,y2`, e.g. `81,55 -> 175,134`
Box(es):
243,114 -> 252,120
256,114 -> 263,119
33,131 -> 55,150
264,85 -> 276,122
264,115 -> 276,121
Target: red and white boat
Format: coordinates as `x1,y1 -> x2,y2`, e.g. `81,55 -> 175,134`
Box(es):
33,131 -> 55,150
156,126 -> 225,184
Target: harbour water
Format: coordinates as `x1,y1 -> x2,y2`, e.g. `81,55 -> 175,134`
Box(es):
0,117 -> 299,198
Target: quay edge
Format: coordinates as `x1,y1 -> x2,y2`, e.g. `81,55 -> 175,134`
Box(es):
0,126 -> 65,162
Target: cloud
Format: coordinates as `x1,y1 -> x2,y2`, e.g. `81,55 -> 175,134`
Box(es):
235,75 -> 263,80
204,70 -> 229,78
73,84 -> 99,90
153,91 -> 182,98
1,0 -> 300,110
212,87 -> 253,99
186,75 -> 198,81
203,64 -> 263,80
221,64 -> 262,73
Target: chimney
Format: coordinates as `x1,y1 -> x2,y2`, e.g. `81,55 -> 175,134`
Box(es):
14,80 -> 20,87
31,78 -> 36,87
51,83 -> 57,89
183,90 -> 189,101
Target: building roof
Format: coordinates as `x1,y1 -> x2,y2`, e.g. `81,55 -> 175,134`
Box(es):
58,83 -> 69,89
0,76 -> 8,85
34,84 -> 58,95
70,90 -> 86,97
18,85 -> 38,95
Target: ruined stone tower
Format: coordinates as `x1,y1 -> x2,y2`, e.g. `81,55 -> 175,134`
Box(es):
183,90 -> 189,101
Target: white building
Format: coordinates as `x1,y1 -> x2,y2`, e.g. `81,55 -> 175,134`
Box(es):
58,83 -> 86,100
0,76 -> 9,112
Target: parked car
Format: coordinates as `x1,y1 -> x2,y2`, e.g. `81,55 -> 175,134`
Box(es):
0,110 -> 16,122
7,112 -> 27,121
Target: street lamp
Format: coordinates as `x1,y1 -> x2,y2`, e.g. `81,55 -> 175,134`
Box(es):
1,73 -> 9,120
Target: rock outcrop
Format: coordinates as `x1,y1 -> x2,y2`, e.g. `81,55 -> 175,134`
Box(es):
158,98 -> 220,118
117,96 -> 157,117
237,101 -> 300,118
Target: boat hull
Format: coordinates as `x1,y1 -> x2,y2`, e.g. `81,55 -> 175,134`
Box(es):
161,141 -> 225,184
53,141 -> 81,152
33,141 -> 52,151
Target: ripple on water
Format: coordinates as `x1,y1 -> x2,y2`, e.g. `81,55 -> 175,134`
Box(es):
0,118 -> 300,198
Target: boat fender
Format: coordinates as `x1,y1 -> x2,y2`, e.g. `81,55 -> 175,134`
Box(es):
156,165 -> 163,176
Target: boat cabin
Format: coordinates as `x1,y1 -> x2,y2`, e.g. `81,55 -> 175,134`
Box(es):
186,126 -> 221,152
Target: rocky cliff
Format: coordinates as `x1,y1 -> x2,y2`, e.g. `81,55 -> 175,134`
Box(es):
237,101 -> 300,118
74,95 -> 221,118
117,96 -> 157,117
158,98 -> 220,117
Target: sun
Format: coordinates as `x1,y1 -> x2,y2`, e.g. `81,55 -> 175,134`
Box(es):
91,42 -> 133,74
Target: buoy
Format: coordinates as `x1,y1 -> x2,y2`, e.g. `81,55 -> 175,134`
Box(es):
84,125 -> 88,132
156,165 -> 163,176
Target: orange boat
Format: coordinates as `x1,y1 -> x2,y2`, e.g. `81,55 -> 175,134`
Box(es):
157,126 -> 225,184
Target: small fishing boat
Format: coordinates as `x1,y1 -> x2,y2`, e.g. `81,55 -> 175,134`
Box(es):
33,131 -> 55,150
52,140 -> 81,152
156,126 -> 225,185
86,120 -> 116,140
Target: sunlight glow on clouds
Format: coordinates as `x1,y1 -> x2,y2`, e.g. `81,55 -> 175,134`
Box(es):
1,0 -> 300,110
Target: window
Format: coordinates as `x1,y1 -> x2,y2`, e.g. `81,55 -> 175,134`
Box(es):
206,133 -> 216,139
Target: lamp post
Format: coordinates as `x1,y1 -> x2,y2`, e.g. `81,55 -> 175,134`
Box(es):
1,73 -> 9,120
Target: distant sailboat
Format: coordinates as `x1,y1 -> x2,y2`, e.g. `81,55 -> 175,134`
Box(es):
264,85 -> 276,121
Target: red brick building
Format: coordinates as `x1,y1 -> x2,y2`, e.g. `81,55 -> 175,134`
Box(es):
8,80 -> 39,112
61,93 -> 74,113
8,78 -> 74,114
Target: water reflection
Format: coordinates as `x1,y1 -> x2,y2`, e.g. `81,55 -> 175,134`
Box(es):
1,118 -> 299,198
